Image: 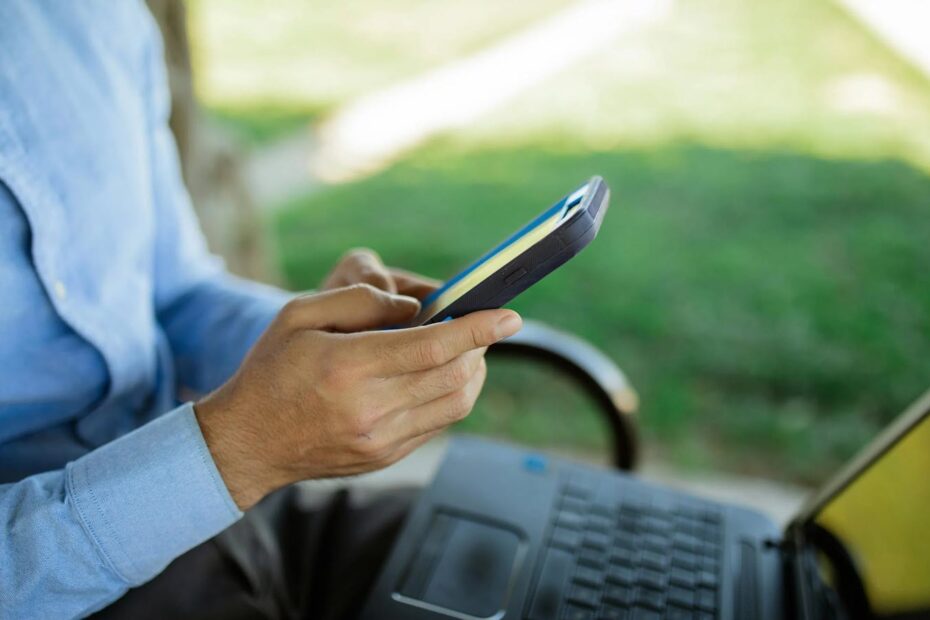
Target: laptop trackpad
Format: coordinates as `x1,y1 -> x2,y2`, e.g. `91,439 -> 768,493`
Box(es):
397,511 -> 523,618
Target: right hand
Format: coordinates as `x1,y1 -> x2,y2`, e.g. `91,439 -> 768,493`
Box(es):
194,284 -> 522,510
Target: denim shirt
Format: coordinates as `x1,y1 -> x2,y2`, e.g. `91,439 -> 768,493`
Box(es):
0,3 -> 289,617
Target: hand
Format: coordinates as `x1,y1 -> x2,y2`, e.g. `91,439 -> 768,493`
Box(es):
194,284 -> 522,510
322,248 -> 440,300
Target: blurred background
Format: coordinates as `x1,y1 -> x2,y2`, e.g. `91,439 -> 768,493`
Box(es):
149,0 -> 930,491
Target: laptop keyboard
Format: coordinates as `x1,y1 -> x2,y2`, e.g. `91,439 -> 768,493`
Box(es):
526,479 -> 723,620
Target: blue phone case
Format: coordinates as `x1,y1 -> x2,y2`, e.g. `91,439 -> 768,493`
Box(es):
418,176 -> 610,325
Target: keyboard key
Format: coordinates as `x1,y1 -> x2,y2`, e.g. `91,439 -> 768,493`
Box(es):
672,551 -> 700,571
563,604 -> 595,620
638,550 -> 669,571
527,548 -> 573,620
666,605 -> 695,620
574,566 -> 604,588
558,512 -> 586,530
609,549 -> 635,568
590,503 -> 614,518
603,584 -> 633,606
668,586 -> 695,608
701,509 -> 722,524
633,587 -> 665,611
606,565 -> 635,585
697,570 -> 718,588
669,567 -> 697,588
640,534 -> 669,552
639,517 -> 671,534
564,479 -> 594,499
617,515 -> 638,532
583,531 -> 611,551
562,496 -> 588,515
588,514 -> 613,533
568,585 -> 601,609
629,606 -> 661,620
696,587 -> 716,612
672,534 -> 702,554
613,532 -> 636,552
597,605 -> 628,620
578,548 -> 608,569
700,557 -> 719,574
551,528 -> 582,550
635,568 -> 666,591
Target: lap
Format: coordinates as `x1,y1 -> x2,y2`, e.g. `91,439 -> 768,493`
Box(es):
91,484 -> 417,620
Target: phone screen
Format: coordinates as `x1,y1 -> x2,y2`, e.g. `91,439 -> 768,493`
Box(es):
414,183 -> 589,325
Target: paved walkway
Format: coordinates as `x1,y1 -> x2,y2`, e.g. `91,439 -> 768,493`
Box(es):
839,0 -> 930,80
316,436 -> 809,527
246,0 -> 675,207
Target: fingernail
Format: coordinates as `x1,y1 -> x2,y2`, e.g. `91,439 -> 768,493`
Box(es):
495,312 -> 522,339
392,294 -> 420,305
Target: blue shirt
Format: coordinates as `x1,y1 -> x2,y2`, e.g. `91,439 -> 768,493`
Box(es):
0,3 -> 290,617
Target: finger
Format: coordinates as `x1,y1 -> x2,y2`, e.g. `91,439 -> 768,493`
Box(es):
388,268 -> 442,300
385,348 -> 486,411
348,249 -> 396,293
386,357 -> 487,440
322,248 -> 396,293
279,284 -> 420,332
362,309 -> 521,375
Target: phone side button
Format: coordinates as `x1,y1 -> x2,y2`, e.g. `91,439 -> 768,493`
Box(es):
504,267 -> 528,285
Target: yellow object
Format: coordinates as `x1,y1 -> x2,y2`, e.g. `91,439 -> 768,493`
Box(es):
415,189 -> 585,324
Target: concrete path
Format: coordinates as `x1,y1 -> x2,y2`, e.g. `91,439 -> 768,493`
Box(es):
839,1 -> 930,81
313,435 -> 809,527
246,0 -> 675,208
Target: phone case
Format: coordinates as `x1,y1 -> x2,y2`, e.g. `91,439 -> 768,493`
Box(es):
422,176 -> 610,325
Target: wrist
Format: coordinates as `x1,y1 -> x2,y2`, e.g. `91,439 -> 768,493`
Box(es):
193,396 -> 280,510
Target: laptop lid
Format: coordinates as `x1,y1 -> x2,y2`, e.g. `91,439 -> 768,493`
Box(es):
785,388 -> 930,619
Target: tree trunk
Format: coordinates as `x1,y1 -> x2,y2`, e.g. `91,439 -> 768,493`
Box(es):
146,0 -> 278,282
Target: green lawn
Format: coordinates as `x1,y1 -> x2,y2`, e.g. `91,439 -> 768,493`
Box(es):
274,143 -> 930,482
195,0 -> 930,483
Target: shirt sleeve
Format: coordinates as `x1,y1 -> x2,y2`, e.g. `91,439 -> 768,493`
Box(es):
0,403 -> 242,619
143,11 -> 291,395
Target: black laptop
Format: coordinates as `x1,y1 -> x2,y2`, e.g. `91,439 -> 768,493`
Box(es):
360,389 -> 930,620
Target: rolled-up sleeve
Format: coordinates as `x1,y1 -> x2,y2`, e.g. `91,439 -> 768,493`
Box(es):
0,403 -> 241,619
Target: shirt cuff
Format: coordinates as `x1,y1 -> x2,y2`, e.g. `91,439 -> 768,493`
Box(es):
66,402 -> 242,585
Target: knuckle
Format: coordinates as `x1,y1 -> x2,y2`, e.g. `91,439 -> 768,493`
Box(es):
344,248 -> 370,264
448,389 -> 473,421
443,357 -> 472,389
349,410 -> 376,437
468,322 -> 487,349
348,282 -> 381,300
277,298 -> 303,329
414,339 -> 446,368
351,434 -> 387,460
318,355 -> 353,391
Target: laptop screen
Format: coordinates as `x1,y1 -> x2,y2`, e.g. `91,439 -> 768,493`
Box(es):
802,407 -> 930,619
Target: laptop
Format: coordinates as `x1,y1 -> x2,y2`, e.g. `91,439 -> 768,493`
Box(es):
360,389 -> 930,620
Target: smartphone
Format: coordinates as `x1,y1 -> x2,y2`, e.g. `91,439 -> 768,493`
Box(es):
410,176 -> 610,326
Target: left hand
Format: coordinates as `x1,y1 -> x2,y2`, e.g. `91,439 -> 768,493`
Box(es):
322,248 -> 440,300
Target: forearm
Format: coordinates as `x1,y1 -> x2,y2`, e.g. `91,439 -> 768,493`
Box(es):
158,273 -> 291,395
0,404 -> 240,619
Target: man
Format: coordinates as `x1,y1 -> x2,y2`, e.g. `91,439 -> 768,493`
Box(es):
0,2 -> 522,618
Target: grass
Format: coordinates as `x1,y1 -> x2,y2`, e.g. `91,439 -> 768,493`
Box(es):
193,0 -> 930,483
273,143 -> 930,483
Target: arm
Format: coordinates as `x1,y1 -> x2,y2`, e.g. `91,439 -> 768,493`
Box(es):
0,404 -> 241,618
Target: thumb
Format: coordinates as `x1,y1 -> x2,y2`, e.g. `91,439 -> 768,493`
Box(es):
282,284 -> 420,332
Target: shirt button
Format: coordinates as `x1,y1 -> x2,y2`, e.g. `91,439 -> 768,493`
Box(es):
53,279 -> 68,301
